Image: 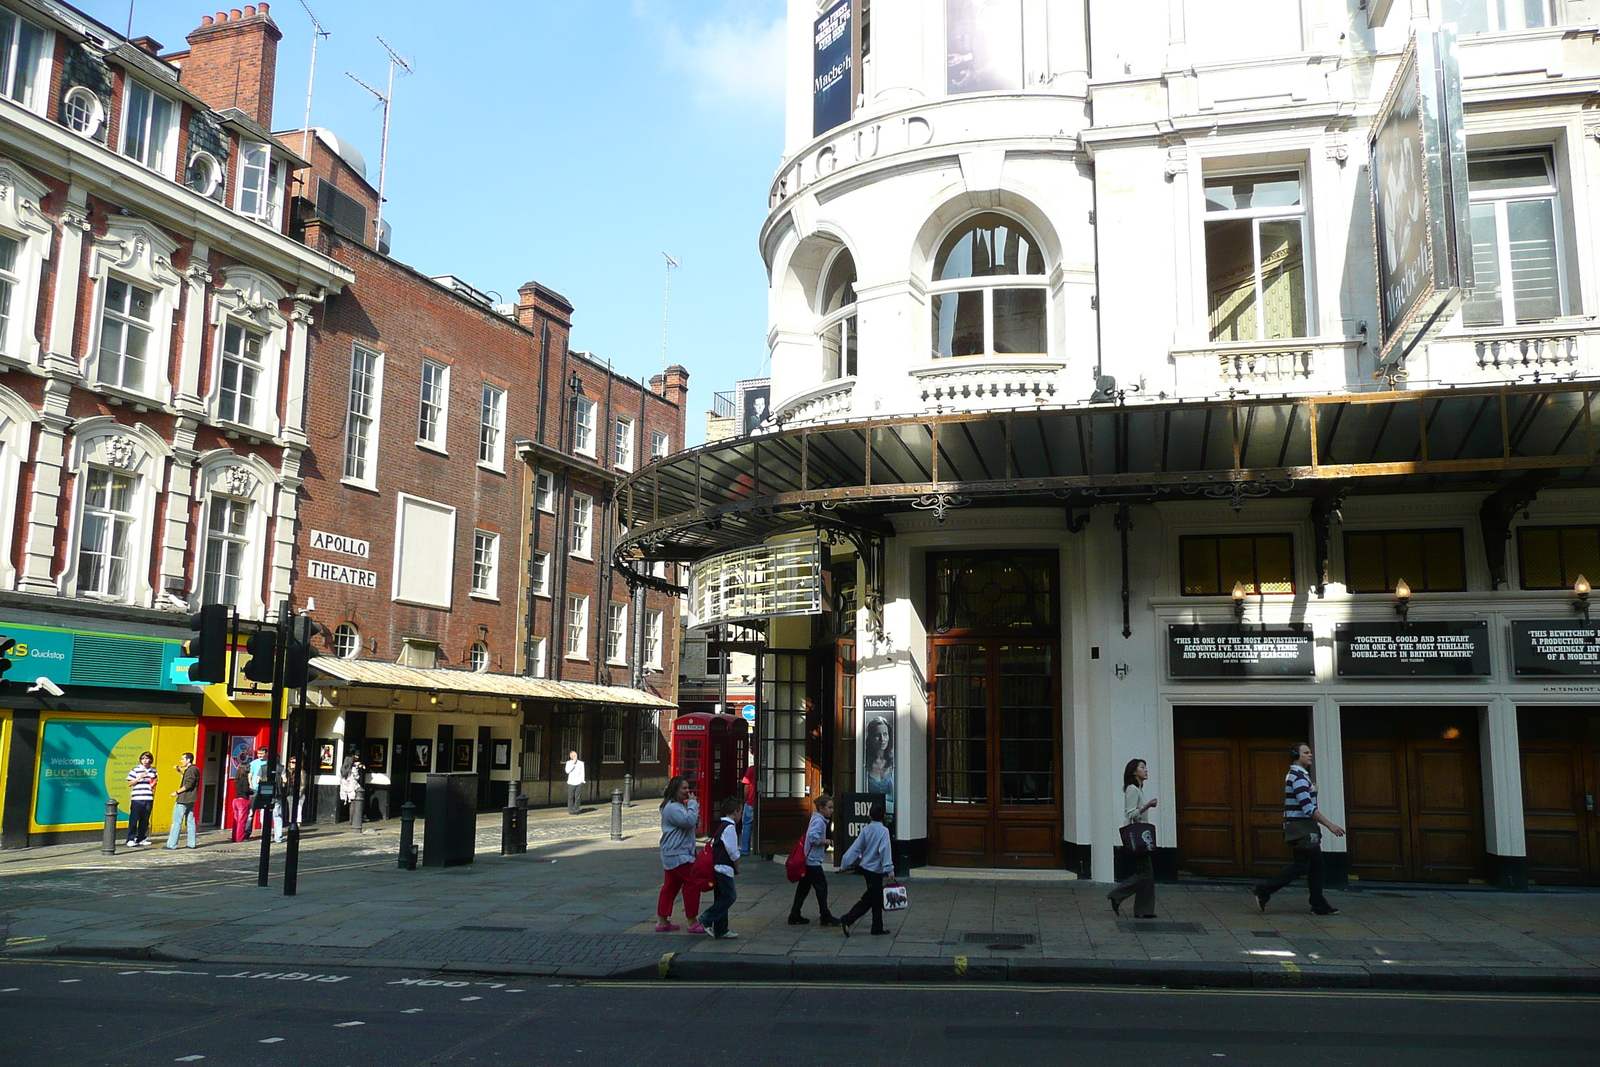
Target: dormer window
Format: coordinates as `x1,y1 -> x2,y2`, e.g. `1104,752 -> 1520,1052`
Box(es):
61,86 -> 103,138
236,142 -> 284,225
186,151 -> 221,198
0,8 -> 49,113
121,81 -> 177,175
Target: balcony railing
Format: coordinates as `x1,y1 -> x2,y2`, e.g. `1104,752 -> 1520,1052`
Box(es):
910,358 -> 1065,411
1416,321 -> 1600,386
773,378 -> 855,427
1170,338 -> 1360,397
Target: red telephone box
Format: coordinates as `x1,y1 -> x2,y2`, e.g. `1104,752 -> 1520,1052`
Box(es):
671,712 -> 749,834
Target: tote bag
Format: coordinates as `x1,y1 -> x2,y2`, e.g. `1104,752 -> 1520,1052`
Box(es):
1118,822 -> 1157,854
882,879 -> 908,912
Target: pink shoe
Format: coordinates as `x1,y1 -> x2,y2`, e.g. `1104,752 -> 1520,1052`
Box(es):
655,922 -> 680,932
687,922 -> 705,934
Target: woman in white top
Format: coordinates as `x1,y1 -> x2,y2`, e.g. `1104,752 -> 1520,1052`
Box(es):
1107,758 -> 1158,919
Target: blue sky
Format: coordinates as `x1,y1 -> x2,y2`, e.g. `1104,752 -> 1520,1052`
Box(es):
77,0 -> 787,443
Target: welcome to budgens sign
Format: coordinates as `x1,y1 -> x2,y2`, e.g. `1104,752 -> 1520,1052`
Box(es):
689,541 -> 823,629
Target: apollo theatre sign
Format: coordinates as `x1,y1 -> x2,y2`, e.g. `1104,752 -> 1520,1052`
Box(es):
1370,28 -> 1472,373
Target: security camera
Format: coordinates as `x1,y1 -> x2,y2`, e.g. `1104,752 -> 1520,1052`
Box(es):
29,677 -> 64,697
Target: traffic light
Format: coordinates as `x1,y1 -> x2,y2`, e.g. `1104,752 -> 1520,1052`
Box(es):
284,617 -> 328,688
187,605 -> 229,683
0,636 -> 16,680
244,629 -> 278,685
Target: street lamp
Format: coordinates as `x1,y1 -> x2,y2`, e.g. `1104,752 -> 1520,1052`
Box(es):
1394,578 -> 1411,621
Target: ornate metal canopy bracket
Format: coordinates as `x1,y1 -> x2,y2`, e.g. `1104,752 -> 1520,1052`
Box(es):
1181,478 -> 1296,514
1310,483 -> 1351,598
822,525 -> 885,644
910,492 -> 971,524
1479,470 -> 1557,589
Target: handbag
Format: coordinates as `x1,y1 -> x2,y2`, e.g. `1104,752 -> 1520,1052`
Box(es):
785,835 -> 808,883
1284,819 -> 1321,850
882,878 -> 908,912
1118,821 -> 1157,854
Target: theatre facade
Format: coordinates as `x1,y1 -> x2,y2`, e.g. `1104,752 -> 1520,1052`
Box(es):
613,1 -> 1600,887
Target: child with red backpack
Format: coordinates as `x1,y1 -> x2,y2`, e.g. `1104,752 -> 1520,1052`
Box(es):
788,794 -> 839,926
697,797 -> 743,939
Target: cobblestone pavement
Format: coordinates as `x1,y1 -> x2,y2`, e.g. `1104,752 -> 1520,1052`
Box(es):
3,803 -> 1598,987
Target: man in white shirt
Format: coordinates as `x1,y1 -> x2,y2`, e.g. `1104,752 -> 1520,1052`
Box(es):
564,750 -> 585,815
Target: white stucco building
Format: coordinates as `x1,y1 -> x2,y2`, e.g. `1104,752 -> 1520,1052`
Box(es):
620,0 -> 1600,890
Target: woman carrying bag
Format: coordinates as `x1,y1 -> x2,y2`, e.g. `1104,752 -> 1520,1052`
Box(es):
1108,758 -> 1158,919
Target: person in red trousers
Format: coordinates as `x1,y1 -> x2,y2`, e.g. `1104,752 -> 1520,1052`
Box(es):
229,758 -> 254,842
656,776 -> 703,932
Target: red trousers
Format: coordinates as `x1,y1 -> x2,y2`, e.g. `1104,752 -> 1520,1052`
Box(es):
230,797 -> 253,841
657,862 -> 701,921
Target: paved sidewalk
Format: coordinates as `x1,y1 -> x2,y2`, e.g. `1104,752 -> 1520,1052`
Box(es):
3,804 -> 1598,992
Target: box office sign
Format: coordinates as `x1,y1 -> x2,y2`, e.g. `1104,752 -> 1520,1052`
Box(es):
1511,621 -> 1600,677
1167,625 -> 1314,679
689,541 -> 823,629
1335,622 -> 1489,677
34,718 -> 152,828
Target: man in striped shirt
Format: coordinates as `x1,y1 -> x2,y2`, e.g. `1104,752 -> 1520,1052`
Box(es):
1253,742 -> 1344,916
125,751 -> 158,847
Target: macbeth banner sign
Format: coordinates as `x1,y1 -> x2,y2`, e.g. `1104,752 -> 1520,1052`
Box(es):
813,0 -> 853,136
1511,621 -> 1600,677
1369,28 -> 1471,367
1334,621 -> 1489,677
1167,625 -> 1315,679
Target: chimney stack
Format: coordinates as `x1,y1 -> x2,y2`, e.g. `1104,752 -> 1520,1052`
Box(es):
178,4 -> 282,126
653,365 -> 690,410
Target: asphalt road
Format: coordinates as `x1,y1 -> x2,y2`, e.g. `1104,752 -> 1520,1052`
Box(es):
1,958 -> 1596,1066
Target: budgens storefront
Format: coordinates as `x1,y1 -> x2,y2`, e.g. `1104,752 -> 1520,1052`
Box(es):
0,614 -> 211,849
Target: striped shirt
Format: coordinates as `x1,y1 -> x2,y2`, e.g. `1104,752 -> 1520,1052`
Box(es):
1283,764 -> 1316,819
127,765 -> 157,802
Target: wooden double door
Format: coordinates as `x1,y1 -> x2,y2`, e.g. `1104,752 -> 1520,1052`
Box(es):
1518,707 -> 1600,886
1174,706 -> 1310,879
1343,707 -> 1487,883
928,640 -> 1061,867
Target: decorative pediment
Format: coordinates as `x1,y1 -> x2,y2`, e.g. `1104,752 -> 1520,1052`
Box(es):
71,416 -> 172,476
196,448 -> 278,504
213,266 -> 290,331
90,219 -> 184,289
0,160 -> 53,238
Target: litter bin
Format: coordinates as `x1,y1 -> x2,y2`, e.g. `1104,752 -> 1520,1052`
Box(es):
423,772 -> 477,867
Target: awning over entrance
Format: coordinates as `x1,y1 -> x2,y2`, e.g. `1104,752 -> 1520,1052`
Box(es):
308,659 -> 676,710
618,381 -> 1600,560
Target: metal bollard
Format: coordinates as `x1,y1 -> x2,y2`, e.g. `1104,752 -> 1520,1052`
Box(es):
610,788 -> 623,841
397,801 -> 418,870
283,823 -> 300,896
101,798 -> 119,855
501,801 -> 522,856
351,786 -> 365,833
516,791 -> 530,853
623,773 -> 633,807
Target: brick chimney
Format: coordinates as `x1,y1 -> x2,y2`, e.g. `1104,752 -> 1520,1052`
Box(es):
651,365 -> 690,409
178,5 -> 282,126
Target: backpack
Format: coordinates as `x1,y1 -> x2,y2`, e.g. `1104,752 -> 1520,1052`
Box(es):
785,833 -> 808,882
689,837 -> 717,892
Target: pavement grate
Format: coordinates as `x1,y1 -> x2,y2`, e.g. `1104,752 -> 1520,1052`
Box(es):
1252,931 -> 1282,938
1117,921 -> 1205,935
962,932 -> 1036,945
457,925 -> 529,932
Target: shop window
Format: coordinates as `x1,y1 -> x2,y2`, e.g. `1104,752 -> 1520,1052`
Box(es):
930,213 -> 1047,359
602,712 -> 623,763
1344,529 -> 1467,593
1181,533 -> 1295,595
1204,171 -> 1309,342
1461,152 -> 1567,328
1518,525 -> 1600,589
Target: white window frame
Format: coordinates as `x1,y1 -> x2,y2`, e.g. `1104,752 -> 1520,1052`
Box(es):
468,641 -> 489,673
185,150 -> 222,198
75,465 -> 139,600
535,469 -> 554,513
818,247 -> 859,380
1461,150 -> 1568,329
651,430 -> 669,461
0,162 -> 51,369
0,8 -> 51,115
606,601 -> 628,664
645,608 -> 664,670
529,636 -> 548,678
61,86 -> 104,139
215,320 -> 266,428
201,495 -> 251,608
1200,167 -> 1314,344
196,457 -> 272,618
392,493 -> 457,608
94,275 -> 156,394
85,221 -> 182,404
206,267 -> 289,435
60,422 -> 167,606
479,382 -> 506,470
927,213 -> 1050,359
566,594 -> 590,660
119,79 -> 178,176
613,415 -> 634,471
0,386 -> 36,589
418,358 -> 450,452
471,528 -> 500,600
1441,0 -> 1554,35
531,550 -> 551,597
343,344 -> 382,487
332,622 -> 361,659
234,142 -> 285,227
570,492 -> 593,559
573,395 -> 597,456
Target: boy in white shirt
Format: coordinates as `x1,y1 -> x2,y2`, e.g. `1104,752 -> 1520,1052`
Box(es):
698,796 -> 743,939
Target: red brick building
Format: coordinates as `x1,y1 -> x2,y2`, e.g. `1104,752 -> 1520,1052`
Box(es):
286,133 -> 687,816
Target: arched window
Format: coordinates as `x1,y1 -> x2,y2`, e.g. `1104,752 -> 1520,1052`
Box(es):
818,248 -> 857,380
929,213 -> 1047,359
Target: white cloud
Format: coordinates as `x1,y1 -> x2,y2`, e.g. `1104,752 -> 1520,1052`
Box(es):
642,2 -> 787,112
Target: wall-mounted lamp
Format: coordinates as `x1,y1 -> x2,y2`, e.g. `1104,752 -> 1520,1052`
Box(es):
429,690 -> 440,706
567,371 -> 583,395
329,688 -> 339,701
1574,574 -> 1591,621
1231,580 -> 1247,620
1394,578 -> 1412,621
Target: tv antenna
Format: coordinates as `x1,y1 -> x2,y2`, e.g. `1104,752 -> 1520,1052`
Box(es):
296,0 -> 331,164
661,252 -> 679,373
347,36 -> 412,246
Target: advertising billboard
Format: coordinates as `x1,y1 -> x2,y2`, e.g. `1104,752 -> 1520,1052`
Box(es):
813,0 -> 853,137
1370,29 -> 1472,370
33,718 -> 152,829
